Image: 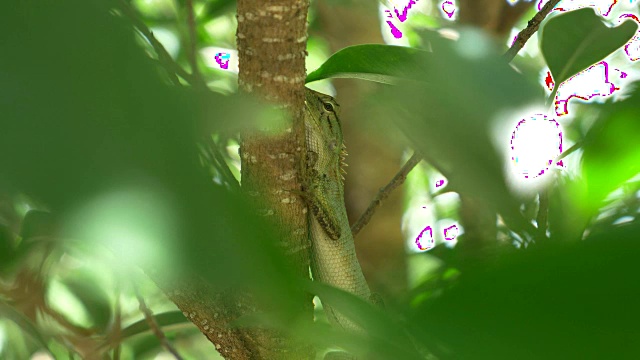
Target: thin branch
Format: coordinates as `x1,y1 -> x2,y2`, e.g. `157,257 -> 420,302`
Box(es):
134,286 -> 184,360
112,283 -> 122,360
536,189 -> 549,239
115,0 -> 194,86
115,0 -> 242,193
503,0 -> 562,62
351,152 -> 422,237
185,0 -> 201,81
204,137 -> 241,191
42,305 -> 95,337
556,141 -> 583,162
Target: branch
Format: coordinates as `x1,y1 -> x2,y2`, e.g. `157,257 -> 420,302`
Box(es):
115,0 -> 194,86
503,0 -> 562,62
203,137 -> 241,191
351,152 -> 422,237
185,0 -> 207,88
556,141 -> 583,162
536,189 -> 549,238
113,283 -> 122,360
134,286 -> 184,360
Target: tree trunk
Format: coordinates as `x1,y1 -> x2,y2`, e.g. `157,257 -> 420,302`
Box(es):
235,0 -> 314,358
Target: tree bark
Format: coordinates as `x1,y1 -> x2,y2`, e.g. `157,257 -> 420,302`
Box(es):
235,0 -> 314,358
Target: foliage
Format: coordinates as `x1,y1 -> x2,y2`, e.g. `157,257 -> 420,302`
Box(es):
1,0 -> 639,359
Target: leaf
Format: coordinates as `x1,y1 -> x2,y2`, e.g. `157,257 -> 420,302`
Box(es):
0,0 -> 305,323
120,311 -> 188,341
306,44 -> 431,84
94,311 -> 188,353
201,0 -> 236,21
0,224 -> 16,273
61,274 -> 112,332
234,281 -> 424,360
580,86 -> 640,211
540,8 -> 638,89
367,29 -> 542,234
410,222 -> 640,360
0,300 -> 50,352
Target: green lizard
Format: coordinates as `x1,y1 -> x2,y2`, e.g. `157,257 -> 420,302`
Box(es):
302,88 -> 374,356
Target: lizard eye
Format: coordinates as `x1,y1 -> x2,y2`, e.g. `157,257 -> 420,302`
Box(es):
323,102 -> 334,112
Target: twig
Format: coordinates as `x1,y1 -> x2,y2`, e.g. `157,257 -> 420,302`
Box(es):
134,286 -> 184,360
204,137 -> 241,191
555,141 -> 583,162
351,152 -> 422,237
536,189 -> 549,239
503,0 -> 562,62
113,283 -> 122,360
185,0 -> 206,88
115,0 -> 242,192
42,305 -> 94,337
115,0 -> 194,86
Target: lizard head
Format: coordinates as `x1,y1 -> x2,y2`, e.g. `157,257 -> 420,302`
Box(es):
304,88 -> 343,155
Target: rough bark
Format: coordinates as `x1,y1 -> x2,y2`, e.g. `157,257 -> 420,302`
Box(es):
236,0 -> 314,359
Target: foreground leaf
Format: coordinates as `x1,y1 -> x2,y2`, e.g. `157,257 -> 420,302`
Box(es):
540,8 -> 637,89
306,44 -> 430,84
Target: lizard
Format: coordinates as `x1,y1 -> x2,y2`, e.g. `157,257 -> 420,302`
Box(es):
302,88 -> 377,357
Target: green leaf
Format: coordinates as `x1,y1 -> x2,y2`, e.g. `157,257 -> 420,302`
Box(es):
580,87 -> 640,211
121,311 -> 188,341
234,281 -> 424,360
0,300 -> 50,352
201,0 -> 236,21
0,0 -> 305,324
366,29 -> 542,234
0,225 -> 15,272
411,222 -> 640,359
540,8 -> 638,89
306,44 -> 431,84
61,274 -> 112,332
95,311 -> 188,352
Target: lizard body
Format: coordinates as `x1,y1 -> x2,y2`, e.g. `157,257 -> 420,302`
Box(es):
303,88 -> 372,335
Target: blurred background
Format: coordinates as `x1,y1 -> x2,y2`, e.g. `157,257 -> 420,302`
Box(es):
2,0 -> 640,359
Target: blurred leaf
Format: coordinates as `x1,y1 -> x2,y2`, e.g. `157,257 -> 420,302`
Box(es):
1,211 -> 65,277
0,0 -> 304,323
580,86 -> 640,211
234,282 -> 424,360
201,0 -> 236,21
368,29 -> 542,234
547,175 -> 590,242
120,311 -> 189,340
0,225 -> 16,273
410,221 -> 640,360
20,211 -> 57,241
540,8 -> 637,89
61,274 -> 112,331
95,311 -> 189,354
306,282 -> 423,360
0,300 -> 50,352
306,44 -> 431,84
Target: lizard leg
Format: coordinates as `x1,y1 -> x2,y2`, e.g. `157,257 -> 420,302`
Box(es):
308,173 -> 343,241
